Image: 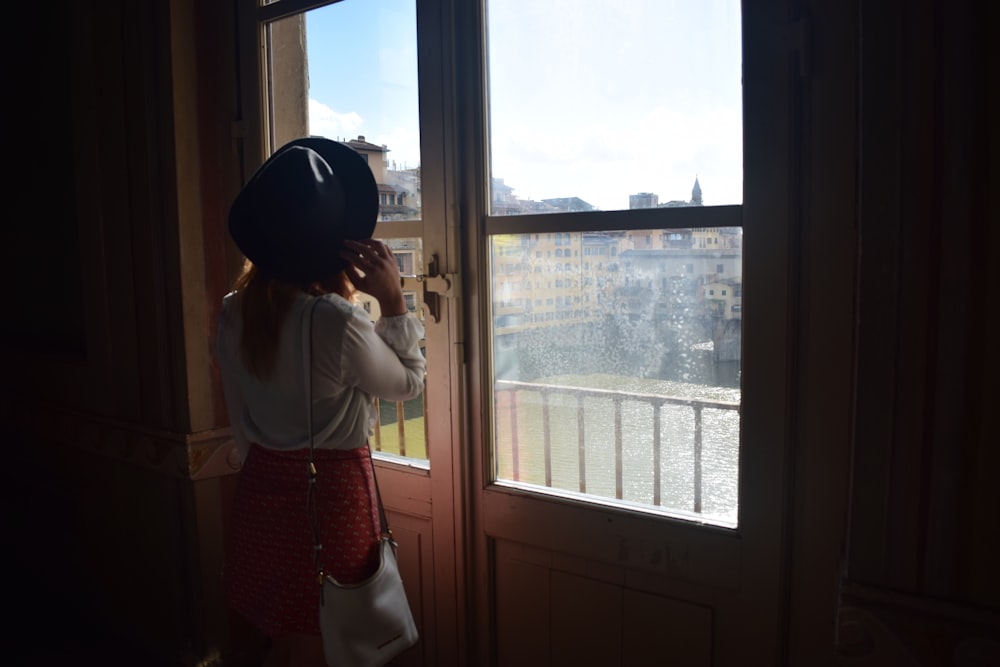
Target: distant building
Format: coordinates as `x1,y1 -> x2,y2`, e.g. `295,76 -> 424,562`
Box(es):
541,197 -> 596,212
489,173 -> 742,361
345,136 -> 419,221
491,179 -> 596,215
629,192 -> 659,209
631,176 -> 704,209
342,136 -> 422,320
491,177 -> 521,216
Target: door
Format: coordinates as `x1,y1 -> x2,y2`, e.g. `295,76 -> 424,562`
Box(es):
236,1 -> 466,664
461,0 -> 796,664
238,0 -> 797,664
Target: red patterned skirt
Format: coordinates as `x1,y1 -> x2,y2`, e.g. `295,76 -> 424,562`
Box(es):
224,444 -> 381,637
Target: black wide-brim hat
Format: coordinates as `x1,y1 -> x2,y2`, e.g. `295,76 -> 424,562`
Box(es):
228,136 -> 378,285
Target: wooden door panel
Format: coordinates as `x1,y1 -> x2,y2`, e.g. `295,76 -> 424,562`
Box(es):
495,542 -> 552,667
494,539 -> 714,666
622,589 -> 712,667
551,571 -> 622,666
484,490 -> 742,590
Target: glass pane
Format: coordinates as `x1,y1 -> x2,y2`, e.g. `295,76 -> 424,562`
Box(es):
265,2 -> 428,463
268,0 -> 422,222
486,0 -> 743,213
364,237 -> 428,460
491,228 -> 742,527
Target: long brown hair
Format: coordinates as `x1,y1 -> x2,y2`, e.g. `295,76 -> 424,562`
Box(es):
233,259 -> 354,380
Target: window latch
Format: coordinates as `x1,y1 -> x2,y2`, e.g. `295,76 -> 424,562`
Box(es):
416,254 -> 459,323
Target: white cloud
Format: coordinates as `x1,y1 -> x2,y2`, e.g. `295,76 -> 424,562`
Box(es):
307,99 -> 364,139
308,99 -> 421,169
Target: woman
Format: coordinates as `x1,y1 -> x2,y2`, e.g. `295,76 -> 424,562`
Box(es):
215,137 -> 426,666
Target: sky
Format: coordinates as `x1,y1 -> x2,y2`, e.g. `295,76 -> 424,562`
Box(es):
302,0 -> 743,211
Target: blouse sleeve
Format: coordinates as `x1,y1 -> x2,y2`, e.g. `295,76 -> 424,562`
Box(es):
333,304 -> 426,401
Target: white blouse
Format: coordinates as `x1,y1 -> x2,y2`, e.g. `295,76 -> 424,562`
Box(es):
216,290 -> 426,463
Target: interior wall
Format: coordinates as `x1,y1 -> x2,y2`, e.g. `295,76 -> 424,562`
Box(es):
2,0 -> 248,664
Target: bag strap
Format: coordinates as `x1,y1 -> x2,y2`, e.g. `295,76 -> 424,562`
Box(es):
303,297 -> 392,591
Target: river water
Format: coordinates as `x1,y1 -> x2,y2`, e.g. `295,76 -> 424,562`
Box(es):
493,328 -> 742,527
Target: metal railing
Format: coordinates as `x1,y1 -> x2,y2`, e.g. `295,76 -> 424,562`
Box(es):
495,380 -> 740,513
371,392 -> 427,459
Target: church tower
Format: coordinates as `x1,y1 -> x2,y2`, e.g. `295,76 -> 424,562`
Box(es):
691,176 -> 703,206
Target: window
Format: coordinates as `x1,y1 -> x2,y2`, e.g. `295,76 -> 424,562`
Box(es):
486,0 -> 742,527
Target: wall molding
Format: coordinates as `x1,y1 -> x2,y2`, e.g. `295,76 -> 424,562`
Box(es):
15,401 -> 241,480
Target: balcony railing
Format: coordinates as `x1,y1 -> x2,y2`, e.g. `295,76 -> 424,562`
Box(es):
495,379 -> 740,515
372,393 -> 427,460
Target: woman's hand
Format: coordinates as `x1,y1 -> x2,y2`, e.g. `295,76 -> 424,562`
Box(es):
340,239 -> 408,317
